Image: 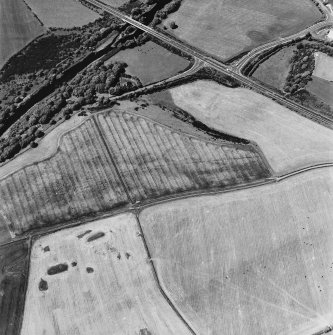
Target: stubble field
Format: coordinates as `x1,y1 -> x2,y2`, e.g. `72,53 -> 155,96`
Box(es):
140,167 -> 333,335
24,0 -> 99,28
313,52 -> 333,81
20,213 -> 192,335
163,0 -> 321,60
0,0 -> 45,68
169,80 -> 333,174
0,240 -> 29,335
0,104 -> 270,241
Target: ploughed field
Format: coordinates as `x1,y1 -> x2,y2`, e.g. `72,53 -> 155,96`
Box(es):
140,167 -> 333,335
0,0 -> 45,68
0,240 -> 29,335
20,213 -> 192,335
163,0 -> 321,60
168,80 -> 333,174
24,0 -> 100,28
96,109 -> 269,202
0,117 -> 128,240
0,104 -> 270,242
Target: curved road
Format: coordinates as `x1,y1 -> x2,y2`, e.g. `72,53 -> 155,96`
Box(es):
86,0 -> 333,128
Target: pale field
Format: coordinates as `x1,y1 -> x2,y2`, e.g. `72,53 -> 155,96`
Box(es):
24,0 -> 99,28
140,167 -> 333,335
0,113 -> 89,180
169,80 -> 333,174
163,0 -> 321,60
21,213 -> 192,335
307,75 -> 333,107
100,0 -> 128,7
313,52 -> 333,81
0,0 -> 44,68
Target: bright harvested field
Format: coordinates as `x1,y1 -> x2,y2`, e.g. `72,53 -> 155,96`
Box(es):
307,76 -> 333,107
0,117 -> 128,236
163,0 -> 321,60
21,213 -> 192,335
97,108 -> 270,202
252,45 -> 296,90
169,80 -> 333,174
313,52 -> 333,81
24,0 -> 99,28
108,41 -> 190,85
0,240 -> 29,335
140,167 -> 333,335
0,0 -> 44,68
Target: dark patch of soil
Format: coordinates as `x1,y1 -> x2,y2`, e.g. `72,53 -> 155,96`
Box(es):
87,231 -> 105,242
38,278 -> 48,291
47,263 -> 68,275
77,230 -> 92,239
86,267 -> 94,273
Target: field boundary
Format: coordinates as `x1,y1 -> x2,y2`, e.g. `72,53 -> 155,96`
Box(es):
22,0 -> 45,27
16,237 -> 32,335
135,212 -> 197,335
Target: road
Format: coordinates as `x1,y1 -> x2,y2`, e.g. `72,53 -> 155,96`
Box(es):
86,0 -> 333,128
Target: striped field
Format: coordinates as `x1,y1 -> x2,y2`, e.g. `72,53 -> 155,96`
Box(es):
0,106 -> 270,239
97,110 -> 270,202
0,118 -> 128,237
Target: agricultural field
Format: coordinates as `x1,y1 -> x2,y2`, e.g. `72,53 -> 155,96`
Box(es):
107,41 -> 190,85
312,52 -> 333,81
0,104 -> 270,240
252,45 -> 297,90
140,167 -> 333,335
100,0 -> 129,7
168,80 -> 333,174
20,213 -> 192,335
24,0 -> 100,28
96,106 -> 270,202
162,0 -> 321,60
0,113 -> 89,181
251,40 -> 333,120
0,117 -> 128,237
0,0 -> 45,68
0,240 -> 29,335
307,76 -> 333,106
